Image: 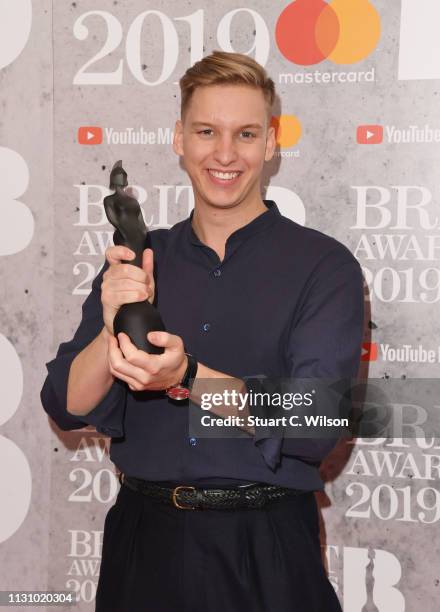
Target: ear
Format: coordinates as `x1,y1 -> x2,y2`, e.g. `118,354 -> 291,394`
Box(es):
264,124 -> 277,162
173,119 -> 184,156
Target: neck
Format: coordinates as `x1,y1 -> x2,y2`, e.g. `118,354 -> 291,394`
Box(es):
191,196 -> 268,261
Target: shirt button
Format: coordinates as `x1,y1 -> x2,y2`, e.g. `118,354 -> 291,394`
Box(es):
213,268 -> 222,277
189,437 -> 197,447
202,323 -> 211,332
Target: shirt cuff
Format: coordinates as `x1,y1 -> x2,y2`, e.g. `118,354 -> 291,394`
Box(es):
42,351 -> 127,437
279,437 -> 340,465
243,375 -> 283,471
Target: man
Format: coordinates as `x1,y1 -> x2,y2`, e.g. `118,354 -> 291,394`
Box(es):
41,50 -> 364,611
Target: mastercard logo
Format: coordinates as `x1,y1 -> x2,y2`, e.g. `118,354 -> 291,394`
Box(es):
276,0 -> 381,66
271,115 -> 302,148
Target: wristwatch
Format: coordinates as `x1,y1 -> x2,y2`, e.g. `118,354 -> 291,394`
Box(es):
165,353 -> 198,401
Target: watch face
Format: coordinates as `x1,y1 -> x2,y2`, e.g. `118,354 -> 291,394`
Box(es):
166,385 -> 190,401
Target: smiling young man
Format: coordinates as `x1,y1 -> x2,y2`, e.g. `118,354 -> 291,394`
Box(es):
41,51 -> 364,611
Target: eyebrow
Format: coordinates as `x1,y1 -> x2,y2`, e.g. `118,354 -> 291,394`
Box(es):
190,121 -> 263,130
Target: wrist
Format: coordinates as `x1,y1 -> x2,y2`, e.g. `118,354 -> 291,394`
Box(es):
166,353 -> 198,401
100,326 -> 111,341
176,354 -> 189,385
99,326 -> 111,353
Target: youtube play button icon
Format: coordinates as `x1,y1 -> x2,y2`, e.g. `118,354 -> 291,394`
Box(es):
361,342 -> 378,361
78,126 -> 103,145
357,125 -> 383,144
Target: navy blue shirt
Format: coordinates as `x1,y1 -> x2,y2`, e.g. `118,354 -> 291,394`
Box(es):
40,201 -> 364,491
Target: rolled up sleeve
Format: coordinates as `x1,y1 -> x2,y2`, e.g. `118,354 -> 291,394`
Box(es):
40,259 -> 127,436
253,248 -> 364,470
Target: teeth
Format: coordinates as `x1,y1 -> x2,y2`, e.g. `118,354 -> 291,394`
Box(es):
208,169 -> 240,180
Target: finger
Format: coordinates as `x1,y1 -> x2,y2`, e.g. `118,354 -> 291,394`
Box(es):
142,249 -> 155,301
117,332 -> 162,375
147,331 -> 183,351
114,367 -> 143,390
142,248 -> 154,278
103,289 -> 148,306
110,263 -> 148,284
106,277 -> 149,297
105,246 -> 135,266
116,332 -> 137,360
112,366 -> 143,391
107,335 -> 142,388
109,343 -> 151,387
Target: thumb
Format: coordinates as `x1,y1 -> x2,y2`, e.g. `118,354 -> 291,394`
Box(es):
142,248 -> 154,277
147,331 -> 173,348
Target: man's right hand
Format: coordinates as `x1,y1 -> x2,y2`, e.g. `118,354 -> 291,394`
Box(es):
101,245 -> 155,336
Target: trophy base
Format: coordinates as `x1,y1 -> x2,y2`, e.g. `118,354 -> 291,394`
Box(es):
113,301 -> 166,354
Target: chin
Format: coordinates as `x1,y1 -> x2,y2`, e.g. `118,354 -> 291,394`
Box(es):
206,185 -> 251,207
204,191 -> 245,209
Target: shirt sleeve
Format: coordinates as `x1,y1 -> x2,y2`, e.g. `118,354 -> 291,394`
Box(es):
40,259 -> 127,436
253,247 -> 365,470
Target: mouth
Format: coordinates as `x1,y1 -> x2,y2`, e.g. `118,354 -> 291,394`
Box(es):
206,168 -> 243,187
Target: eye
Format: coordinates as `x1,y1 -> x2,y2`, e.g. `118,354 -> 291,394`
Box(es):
198,129 -> 213,136
241,131 -> 256,139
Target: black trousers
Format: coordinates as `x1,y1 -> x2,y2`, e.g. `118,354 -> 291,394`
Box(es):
95,482 -> 342,612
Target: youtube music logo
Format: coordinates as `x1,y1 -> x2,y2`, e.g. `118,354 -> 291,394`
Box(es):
361,342 -> 378,361
78,126 -> 102,145
357,124 -> 383,144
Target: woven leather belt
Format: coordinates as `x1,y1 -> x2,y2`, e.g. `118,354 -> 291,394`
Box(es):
120,474 -> 306,510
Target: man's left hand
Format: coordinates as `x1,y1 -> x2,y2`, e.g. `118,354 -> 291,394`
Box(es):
107,331 -> 188,392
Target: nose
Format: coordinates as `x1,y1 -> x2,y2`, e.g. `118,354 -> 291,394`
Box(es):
213,133 -> 238,166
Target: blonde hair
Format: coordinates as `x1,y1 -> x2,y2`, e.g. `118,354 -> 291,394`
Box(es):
179,50 -> 275,122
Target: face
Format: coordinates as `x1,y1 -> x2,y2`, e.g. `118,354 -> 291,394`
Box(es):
173,84 -> 276,211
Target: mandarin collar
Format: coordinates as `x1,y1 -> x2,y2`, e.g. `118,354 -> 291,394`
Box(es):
187,200 -> 280,248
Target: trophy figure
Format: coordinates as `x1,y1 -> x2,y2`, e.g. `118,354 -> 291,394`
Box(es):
103,160 -> 165,354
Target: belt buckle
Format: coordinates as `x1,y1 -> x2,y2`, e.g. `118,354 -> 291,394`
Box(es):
172,485 -> 196,510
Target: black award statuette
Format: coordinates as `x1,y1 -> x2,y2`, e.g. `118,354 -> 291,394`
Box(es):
103,160 -> 166,354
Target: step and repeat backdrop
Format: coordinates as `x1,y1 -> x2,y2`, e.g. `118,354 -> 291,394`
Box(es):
1,1 -> 439,610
